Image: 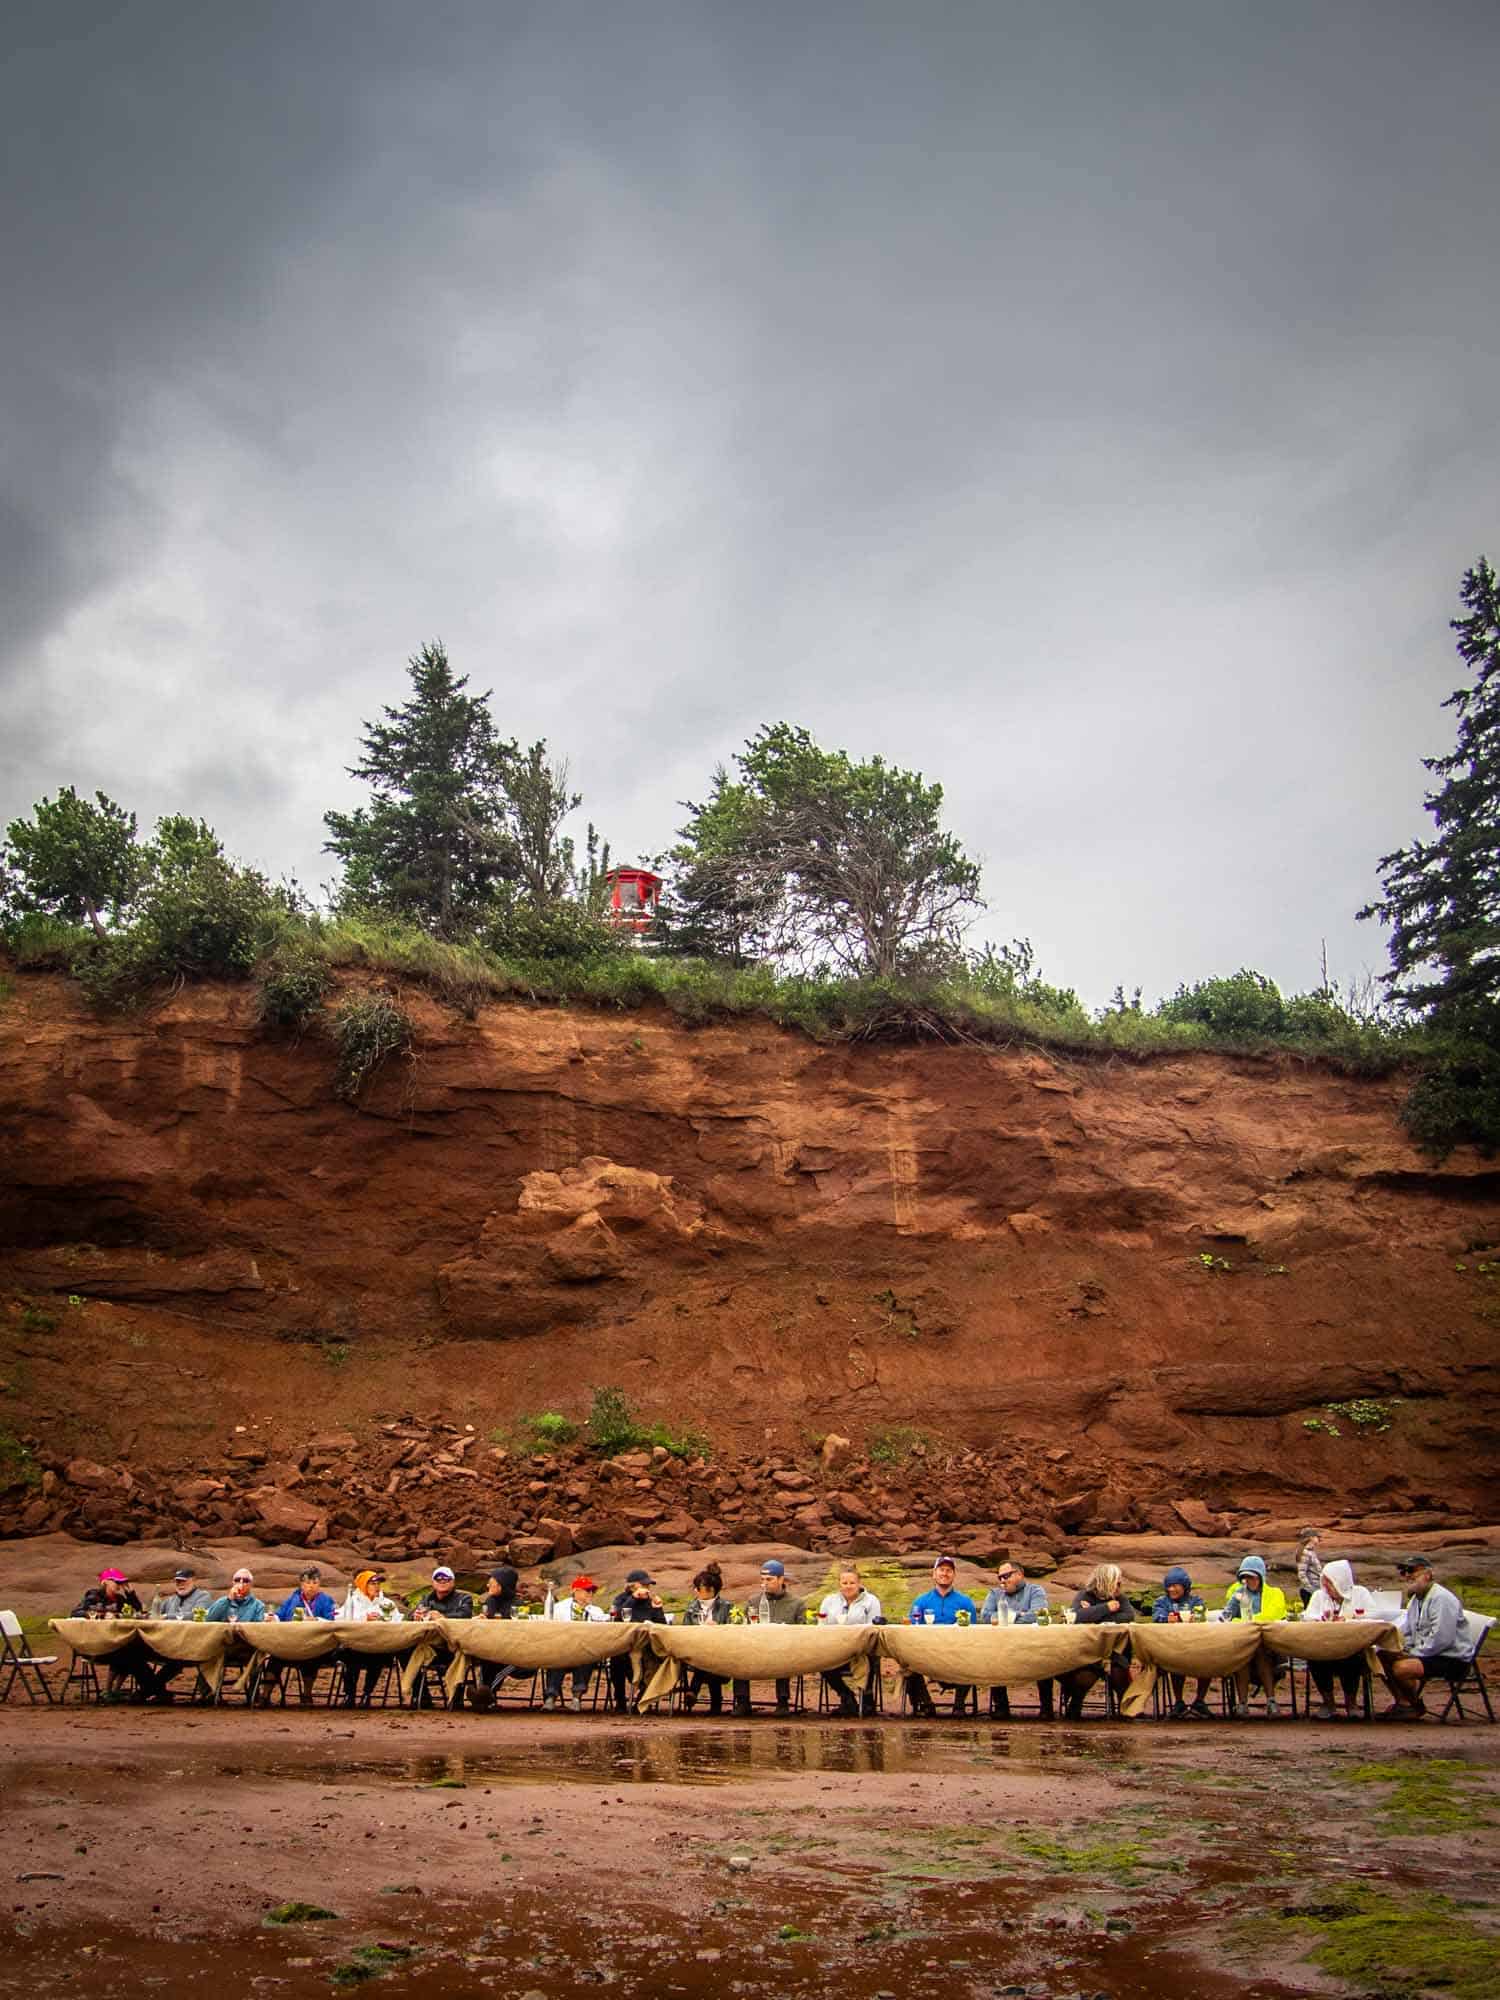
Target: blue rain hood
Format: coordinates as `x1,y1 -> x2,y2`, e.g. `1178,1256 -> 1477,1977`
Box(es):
1236,1555 -> 1268,1584
1163,1566 -> 1193,1593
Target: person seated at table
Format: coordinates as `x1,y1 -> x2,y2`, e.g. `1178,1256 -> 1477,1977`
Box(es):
144,1563 -> 215,1701
979,1560 -> 1052,1721
249,1564 -> 338,1705
471,1562 -> 520,1710
1383,1555 -> 1483,1721
543,1575 -> 607,1713
1057,1563 -> 1137,1721
73,1568 -> 144,1620
681,1563 -> 734,1716
275,1564 -> 337,1622
1295,1527 -> 1326,1608
205,1568 -> 267,1622
151,1565 -> 212,1620
608,1569 -> 668,1713
336,1567 -> 403,1707
71,1568 -> 150,1700
733,1559 -> 806,1717
1152,1566 -> 1213,1720
904,1556 -> 978,1720
1222,1555 -> 1289,1717
1301,1557 -> 1377,1720
818,1563 -> 883,1718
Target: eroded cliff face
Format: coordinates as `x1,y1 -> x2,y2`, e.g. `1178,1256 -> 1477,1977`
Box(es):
1,973 -> 1498,1547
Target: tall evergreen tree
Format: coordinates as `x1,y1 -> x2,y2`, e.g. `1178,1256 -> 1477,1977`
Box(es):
1360,559 -> 1500,1034
324,643 -> 519,935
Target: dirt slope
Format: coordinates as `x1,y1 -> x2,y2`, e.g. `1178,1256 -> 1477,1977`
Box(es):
1,973 -> 1497,1553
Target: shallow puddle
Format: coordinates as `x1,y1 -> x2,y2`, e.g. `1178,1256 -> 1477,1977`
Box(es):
231,1721 -> 1144,1788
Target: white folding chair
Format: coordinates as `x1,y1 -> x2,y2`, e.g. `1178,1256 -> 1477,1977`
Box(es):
0,1609 -> 59,1704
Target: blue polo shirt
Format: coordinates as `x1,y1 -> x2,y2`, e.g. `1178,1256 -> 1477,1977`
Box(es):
908,1586 -> 977,1625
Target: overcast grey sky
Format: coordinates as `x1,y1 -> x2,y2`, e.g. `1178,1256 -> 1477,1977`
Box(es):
3,2 -> 1497,1005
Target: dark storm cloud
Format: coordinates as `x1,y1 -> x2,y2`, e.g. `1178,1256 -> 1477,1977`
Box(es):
3,1 -> 1497,1001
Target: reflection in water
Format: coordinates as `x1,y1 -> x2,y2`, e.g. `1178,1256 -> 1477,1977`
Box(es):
226,1720 -> 1142,1790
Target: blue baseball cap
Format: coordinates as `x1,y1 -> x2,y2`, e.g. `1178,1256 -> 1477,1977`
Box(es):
760,1559 -> 786,1577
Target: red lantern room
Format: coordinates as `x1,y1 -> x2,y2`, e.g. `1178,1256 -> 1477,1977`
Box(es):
603,865 -> 662,940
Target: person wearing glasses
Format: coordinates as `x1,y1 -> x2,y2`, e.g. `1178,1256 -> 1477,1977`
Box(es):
206,1569 -> 267,1622
980,1561 -> 1054,1721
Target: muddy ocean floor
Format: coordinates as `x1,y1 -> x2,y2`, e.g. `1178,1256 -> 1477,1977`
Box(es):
2,1710 -> 1497,1999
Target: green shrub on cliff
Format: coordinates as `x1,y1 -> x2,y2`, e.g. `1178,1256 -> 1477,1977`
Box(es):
330,992 -> 414,1101
257,949 -> 334,1033
585,1385 -> 709,1461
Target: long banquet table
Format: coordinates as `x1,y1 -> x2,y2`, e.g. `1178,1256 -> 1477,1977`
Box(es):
49,1614 -> 1406,1712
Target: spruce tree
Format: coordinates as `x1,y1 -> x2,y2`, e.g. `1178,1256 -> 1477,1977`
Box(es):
1360,559 -> 1500,1035
324,643 -> 519,935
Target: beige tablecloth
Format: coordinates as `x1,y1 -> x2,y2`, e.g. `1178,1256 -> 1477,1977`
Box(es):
638,1626 -> 877,1709
1122,1618 -> 1403,1715
434,1617 -> 644,1699
51,1618 -> 237,1694
876,1624 -> 1124,1690
236,1619 -> 437,1698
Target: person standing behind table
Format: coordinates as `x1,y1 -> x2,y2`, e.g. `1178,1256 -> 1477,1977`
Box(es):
72,1568 -> 149,1701
608,1569 -> 668,1713
732,1559 -> 807,1717
1221,1555 -> 1289,1717
1152,1566 -> 1213,1720
904,1556 -> 978,1720
411,1566 -> 476,1709
336,1567 -> 404,1707
1057,1563 -> 1137,1721
818,1563 -> 883,1718
681,1563 -> 735,1716
543,1575 -> 608,1712
1295,1528 -> 1326,1609
1384,1554 -> 1484,1720
979,1561 -> 1051,1721
1301,1558 -> 1379,1720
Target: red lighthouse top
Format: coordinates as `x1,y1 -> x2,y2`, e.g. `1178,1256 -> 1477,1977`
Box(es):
602,865 -> 662,935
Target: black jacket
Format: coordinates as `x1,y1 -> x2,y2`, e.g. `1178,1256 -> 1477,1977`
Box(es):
1071,1590 -> 1138,1625
683,1597 -> 734,1626
416,1588 -> 475,1620
72,1586 -> 144,1619
612,1587 -> 667,1625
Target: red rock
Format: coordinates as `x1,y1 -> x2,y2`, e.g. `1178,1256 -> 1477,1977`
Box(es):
827,1491 -> 872,1526
1171,1497 -> 1229,1536
535,1517 -> 576,1558
64,1459 -> 120,1492
510,1535 -> 554,1565
653,1511 -> 699,1541
252,1489 -> 326,1539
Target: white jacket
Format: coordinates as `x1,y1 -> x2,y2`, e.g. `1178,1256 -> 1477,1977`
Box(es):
818,1588 -> 883,1626
1301,1559 -> 1377,1624
548,1598 -> 608,1623
340,1587 -> 404,1622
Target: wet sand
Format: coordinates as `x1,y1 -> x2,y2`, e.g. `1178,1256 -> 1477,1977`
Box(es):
2,1707 -> 1497,1999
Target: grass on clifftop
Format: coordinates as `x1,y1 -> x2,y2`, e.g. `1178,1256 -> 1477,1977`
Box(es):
2,905 -> 1433,1077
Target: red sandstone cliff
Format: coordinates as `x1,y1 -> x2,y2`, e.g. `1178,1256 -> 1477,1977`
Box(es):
1,973 -> 1497,1553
